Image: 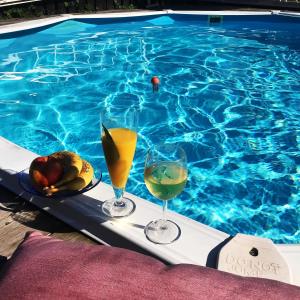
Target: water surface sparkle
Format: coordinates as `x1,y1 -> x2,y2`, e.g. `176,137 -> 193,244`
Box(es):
0,15 -> 299,243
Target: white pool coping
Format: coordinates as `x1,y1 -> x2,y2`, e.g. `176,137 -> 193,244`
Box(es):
0,9 -> 299,36
0,10 -> 299,285
2,9 -> 300,36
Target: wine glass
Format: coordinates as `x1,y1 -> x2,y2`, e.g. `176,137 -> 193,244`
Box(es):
100,107 -> 138,217
144,143 -> 187,244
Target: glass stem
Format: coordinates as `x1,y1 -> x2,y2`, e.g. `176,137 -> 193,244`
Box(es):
162,200 -> 168,221
113,187 -> 125,207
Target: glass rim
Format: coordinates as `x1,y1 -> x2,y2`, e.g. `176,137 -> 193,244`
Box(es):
145,143 -> 187,162
99,106 -> 139,131
146,142 -> 186,152
100,106 -> 139,115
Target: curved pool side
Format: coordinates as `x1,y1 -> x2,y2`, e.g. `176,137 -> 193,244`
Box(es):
0,9 -> 277,36
1,9 -> 300,37
0,10 -> 299,284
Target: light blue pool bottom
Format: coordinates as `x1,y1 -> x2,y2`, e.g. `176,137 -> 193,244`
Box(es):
0,14 -> 299,243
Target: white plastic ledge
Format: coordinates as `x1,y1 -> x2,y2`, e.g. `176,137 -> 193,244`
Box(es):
0,10 -> 300,286
0,10 -> 299,35
2,9 -> 299,35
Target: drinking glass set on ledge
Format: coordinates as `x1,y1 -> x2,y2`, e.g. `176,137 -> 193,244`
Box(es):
100,108 -> 187,245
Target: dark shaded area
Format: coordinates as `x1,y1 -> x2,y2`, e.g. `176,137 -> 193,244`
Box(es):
0,0 -> 136,22
0,182 -> 78,233
0,170 -> 169,264
206,235 -> 233,268
159,0 -> 300,11
0,255 -> 7,266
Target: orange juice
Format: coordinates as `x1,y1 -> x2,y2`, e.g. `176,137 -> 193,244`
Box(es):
102,127 -> 137,189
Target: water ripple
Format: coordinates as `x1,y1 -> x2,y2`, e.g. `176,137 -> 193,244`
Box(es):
0,17 -> 299,243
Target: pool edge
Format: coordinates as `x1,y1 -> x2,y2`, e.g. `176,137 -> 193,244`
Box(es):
1,9 -> 300,37
0,9 -> 282,36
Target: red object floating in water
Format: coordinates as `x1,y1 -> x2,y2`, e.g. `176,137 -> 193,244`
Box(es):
151,76 -> 160,92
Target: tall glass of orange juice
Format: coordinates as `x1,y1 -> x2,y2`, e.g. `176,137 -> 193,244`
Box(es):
100,107 -> 138,217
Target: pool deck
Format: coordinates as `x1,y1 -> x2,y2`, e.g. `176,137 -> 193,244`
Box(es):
0,5 -> 299,28
0,185 -> 98,259
0,10 -> 300,286
0,9 -> 300,35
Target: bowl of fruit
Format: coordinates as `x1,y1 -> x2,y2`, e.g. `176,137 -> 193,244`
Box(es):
19,151 -> 101,197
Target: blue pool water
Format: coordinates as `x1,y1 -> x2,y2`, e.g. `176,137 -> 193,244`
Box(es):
0,14 -> 299,243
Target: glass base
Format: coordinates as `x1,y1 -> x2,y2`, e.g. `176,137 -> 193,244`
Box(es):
144,219 -> 181,244
102,197 -> 135,218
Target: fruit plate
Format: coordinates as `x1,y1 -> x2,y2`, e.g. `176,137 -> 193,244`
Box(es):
18,168 -> 102,198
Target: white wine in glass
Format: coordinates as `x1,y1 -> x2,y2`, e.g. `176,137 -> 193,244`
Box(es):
144,144 -> 187,244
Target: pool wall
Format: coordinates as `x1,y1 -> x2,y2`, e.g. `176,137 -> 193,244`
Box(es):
0,9 -> 274,36
1,9 -> 300,37
0,10 -> 300,285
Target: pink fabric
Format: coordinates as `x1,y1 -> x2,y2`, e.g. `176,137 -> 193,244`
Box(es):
0,231 -> 299,300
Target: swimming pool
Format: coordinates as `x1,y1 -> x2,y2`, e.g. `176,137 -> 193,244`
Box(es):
0,13 -> 299,243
